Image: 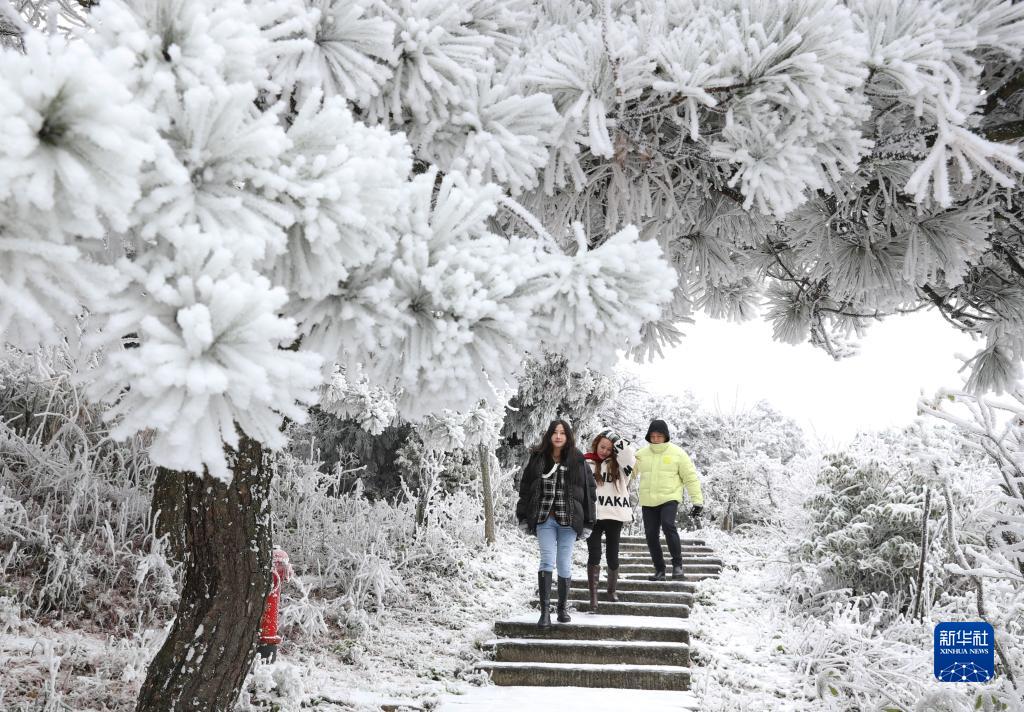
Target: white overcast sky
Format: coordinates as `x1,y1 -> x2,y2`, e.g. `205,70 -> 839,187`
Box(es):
622,310 -> 978,449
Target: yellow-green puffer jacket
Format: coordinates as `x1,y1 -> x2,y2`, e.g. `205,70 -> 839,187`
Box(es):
635,442 -> 703,508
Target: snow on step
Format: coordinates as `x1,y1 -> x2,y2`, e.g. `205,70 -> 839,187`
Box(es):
476,661 -> 692,691
484,638 -> 690,666
504,612 -> 690,629
549,600 -> 691,617
618,545 -> 713,553
621,571 -> 720,582
567,587 -> 695,605
618,562 -> 722,574
606,578 -> 696,592
620,536 -> 704,545
554,579 -> 697,593
618,553 -> 722,561
436,685 -> 699,711
484,638 -> 690,650
495,614 -> 690,644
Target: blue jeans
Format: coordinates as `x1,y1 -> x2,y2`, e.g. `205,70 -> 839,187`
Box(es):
537,515 -> 576,579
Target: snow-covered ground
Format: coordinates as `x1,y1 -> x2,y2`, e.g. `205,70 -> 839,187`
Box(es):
2,537 -> 540,710
683,528 -> 820,710
438,686 -> 699,711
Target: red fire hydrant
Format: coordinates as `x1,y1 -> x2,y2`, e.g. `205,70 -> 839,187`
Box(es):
258,548 -> 293,662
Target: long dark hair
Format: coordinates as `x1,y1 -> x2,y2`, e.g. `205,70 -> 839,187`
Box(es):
531,419 -> 576,464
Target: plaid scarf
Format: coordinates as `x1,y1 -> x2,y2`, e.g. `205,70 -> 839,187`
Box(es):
537,458 -> 571,526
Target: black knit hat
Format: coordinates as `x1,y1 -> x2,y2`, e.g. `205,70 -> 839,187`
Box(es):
645,419 -> 670,442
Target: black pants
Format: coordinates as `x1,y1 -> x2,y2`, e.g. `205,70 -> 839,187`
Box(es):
586,520 -> 623,569
642,501 -> 681,572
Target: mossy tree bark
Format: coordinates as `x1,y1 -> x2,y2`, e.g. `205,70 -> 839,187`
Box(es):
137,434 -> 273,711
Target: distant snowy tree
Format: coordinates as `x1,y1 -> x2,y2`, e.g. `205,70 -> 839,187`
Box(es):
498,352 -> 617,466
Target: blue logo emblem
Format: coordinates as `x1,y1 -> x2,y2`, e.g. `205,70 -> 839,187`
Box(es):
934,622 -> 994,682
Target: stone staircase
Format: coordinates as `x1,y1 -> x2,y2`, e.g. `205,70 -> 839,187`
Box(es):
476,535 -> 723,693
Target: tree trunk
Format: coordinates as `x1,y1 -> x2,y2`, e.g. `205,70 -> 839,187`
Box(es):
137,434 -> 274,712
479,445 -> 496,545
150,467 -> 188,562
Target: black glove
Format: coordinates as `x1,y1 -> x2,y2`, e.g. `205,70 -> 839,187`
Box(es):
689,505 -> 703,518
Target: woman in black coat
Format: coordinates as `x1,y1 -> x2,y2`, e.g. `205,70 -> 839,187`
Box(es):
516,419 -> 597,629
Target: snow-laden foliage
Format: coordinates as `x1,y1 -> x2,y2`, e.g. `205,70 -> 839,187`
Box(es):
690,528 -> 1022,712
320,366 -> 398,437
2,0 -> 678,480
591,380 -> 807,527
87,237 -> 323,480
799,452 -> 939,608
9,0 -> 1024,396
264,0 -> 395,106
781,409 -> 1023,701
793,424 -> 998,613
920,385 -> 1024,686
0,33 -> 153,237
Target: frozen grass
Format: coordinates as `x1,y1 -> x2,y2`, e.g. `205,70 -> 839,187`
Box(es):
687,526 -> 1024,712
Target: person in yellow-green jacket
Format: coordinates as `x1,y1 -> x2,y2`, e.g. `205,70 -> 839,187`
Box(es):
635,419 -> 704,580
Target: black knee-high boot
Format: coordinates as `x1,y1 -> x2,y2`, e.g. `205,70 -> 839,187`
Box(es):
556,576 -> 572,623
537,571 -> 552,629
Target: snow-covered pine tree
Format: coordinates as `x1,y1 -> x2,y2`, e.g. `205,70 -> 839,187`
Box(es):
0,1 -> 676,709
498,352 -> 617,467
504,0 -> 1024,386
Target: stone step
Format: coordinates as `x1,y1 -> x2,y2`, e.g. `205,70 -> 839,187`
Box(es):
616,552 -> 721,562
546,579 -> 698,595
575,600 -> 691,617
614,559 -> 723,570
617,545 -> 713,554
612,579 -> 696,593
620,536 -> 704,546
617,562 -> 722,575
567,587 -> 694,605
616,550 -> 716,559
477,661 -> 691,690
531,599 -> 690,618
622,571 -> 720,583
486,638 -> 690,666
494,614 -> 690,644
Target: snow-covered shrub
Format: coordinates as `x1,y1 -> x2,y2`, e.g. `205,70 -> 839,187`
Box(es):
919,386 -> 1024,688
794,425 -> 995,615
270,448 -> 491,645
287,408 -> 411,498
797,452 -> 942,613
704,451 -> 789,529
0,346 -> 177,635
789,563 -> 1018,710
